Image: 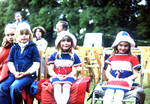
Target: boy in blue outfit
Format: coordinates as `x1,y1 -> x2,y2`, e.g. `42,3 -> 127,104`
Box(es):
14,12 -> 30,26
0,23 -> 40,104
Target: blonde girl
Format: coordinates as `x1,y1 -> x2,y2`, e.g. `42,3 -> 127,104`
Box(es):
0,23 -> 16,82
0,22 -> 41,104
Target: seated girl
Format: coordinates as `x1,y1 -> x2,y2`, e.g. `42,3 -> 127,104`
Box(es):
102,31 -> 141,104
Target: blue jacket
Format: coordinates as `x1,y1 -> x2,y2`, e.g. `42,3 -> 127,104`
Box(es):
8,41 -> 41,76
14,18 -> 30,26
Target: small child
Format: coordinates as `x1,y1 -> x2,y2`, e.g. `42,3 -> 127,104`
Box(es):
33,26 -> 48,76
14,12 -> 30,25
103,31 -> 141,104
0,23 -> 16,82
47,31 -> 81,104
0,22 -> 41,104
33,26 -> 48,53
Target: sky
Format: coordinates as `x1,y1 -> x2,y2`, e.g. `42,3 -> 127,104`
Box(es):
138,0 -> 146,5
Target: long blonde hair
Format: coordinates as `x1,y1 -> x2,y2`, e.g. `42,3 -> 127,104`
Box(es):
55,36 -> 74,61
14,22 -> 33,43
1,23 -> 16,47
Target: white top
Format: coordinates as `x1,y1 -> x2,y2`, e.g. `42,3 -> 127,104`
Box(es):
33,38 -> 48,53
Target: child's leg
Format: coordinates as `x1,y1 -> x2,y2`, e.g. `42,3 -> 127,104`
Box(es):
114,90 -> 124,104
0,76 -> 15,104
103,89 -> 114,104
10,75 -> 35,104
53,83 -> 62,104
62,83 -> 71,104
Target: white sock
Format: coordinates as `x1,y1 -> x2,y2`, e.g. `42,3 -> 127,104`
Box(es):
104,89 -> 114,104
54,91 -> 62,104
114,90 -> 124,104
61,92 -> 70,104
61,84 -> 71,104
53,84 -> 62,104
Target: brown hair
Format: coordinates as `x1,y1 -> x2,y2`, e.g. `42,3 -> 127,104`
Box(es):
32,26 -> 46,37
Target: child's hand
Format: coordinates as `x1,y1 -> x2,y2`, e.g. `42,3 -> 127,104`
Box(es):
14,72 -> 23,79
15,72 -> 27,79
14,71 -> 20,78
57,74 -> 67,80
62,75 -> 68,80
122,78 -> 132,81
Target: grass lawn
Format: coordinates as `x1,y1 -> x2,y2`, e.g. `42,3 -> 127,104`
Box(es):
33,73 -> 149,104
142,74 -> 150,104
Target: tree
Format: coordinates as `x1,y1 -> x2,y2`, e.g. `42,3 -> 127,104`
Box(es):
135,0 -> 150,45
0,0 -> 150,47
79,0 -> 145,46
0,0 -> 9,43
28,0 -> 61,46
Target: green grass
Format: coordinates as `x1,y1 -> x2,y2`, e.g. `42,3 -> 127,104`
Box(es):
142,74 -> 150,104
33,74 -> 149,104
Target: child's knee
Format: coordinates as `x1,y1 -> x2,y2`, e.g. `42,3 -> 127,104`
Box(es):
0,84 -> 9,94
54,84 -> 61,91
54,83 -> 61,87
63,83 -> 71,89
105,89 -> 114,94
115,90 -> 124,95
10,85 -> 20,93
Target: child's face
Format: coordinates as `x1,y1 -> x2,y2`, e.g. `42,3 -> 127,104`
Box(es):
56,22 -> 65,32
15,14 -> 22,22
35,29 -> 42,39
60,38 -> 72,52
117,41 -> 129,54
5,29 -> 15,43
19,33 -> 30,43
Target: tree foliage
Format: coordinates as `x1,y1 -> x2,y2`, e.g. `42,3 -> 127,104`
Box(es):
0,0 -> 149,47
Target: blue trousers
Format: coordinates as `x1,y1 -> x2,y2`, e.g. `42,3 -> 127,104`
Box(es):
0,74 -> 36,104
